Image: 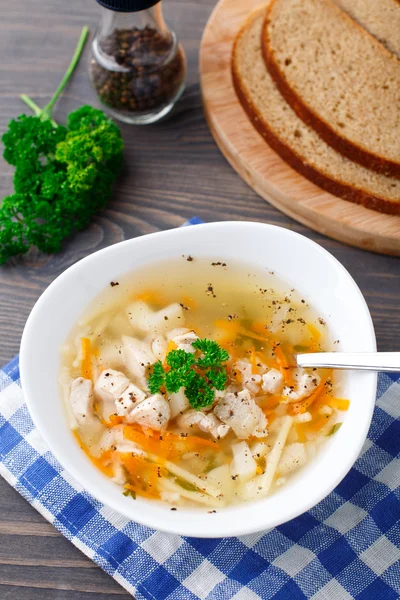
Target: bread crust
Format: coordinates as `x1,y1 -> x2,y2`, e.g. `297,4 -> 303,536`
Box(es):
231,17 -> 400,215
262,0 -> 400,179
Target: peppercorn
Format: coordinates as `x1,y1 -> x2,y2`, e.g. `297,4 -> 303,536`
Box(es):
90,26 -> 185,117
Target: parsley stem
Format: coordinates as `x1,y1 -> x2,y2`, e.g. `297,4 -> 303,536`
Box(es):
20,94 -> 58,127
20,94 -> 41,116
43,26 -> 89,118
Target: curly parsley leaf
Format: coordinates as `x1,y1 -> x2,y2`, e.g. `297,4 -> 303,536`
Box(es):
148,361 -> 166,394
206,368 -> 228,391
166,349 -> 195,370
185,373 -> 215,410
0,27 -> 124,265
192,338 -> 229,368
147,337 -> 229,409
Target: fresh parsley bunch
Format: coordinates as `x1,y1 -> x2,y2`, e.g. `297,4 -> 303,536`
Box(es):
149,338 -> 229,409
0,27 -> 124,264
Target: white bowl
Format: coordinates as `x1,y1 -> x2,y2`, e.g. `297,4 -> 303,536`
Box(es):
20,222 -> 376,538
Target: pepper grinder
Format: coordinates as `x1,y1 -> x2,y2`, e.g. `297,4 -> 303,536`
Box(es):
90,0 -> 186,124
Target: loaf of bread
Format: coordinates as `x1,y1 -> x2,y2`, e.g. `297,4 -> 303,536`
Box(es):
262,0 -> 400,178
232,9 -> 400,214
334,0 -> 400,59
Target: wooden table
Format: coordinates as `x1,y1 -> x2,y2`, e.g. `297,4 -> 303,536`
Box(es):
0,0 -> 398,598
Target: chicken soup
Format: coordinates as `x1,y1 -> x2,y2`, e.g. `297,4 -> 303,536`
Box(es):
60,257 -> 349,508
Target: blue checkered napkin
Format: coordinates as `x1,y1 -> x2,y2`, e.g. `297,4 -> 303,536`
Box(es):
1,364 -> 399,600
0,232 -> 399,600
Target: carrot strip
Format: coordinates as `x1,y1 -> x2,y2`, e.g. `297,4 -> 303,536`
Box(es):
109,415 -> 124,426
256,352 -> 280,371
258,394 -> 281,410
124,425 -> 220,460
183,435 -> 220,451
274,345 -> 293,386
121,455 -> 162,499
238,327 -> 271,344
251,322 -> 268,335
74,432 -> 115,477
289,378 -> 328,414
81,337 -> 92,380
166,340 -> 177,354
329,397 -> 350,411
214,319 -> 273,345
307,323 -> 321,351
309,415 -> 331,433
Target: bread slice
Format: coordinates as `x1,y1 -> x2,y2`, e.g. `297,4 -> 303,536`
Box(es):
262,0 -> 400,178
231,8 -> 400,214
333,0 -> 400,59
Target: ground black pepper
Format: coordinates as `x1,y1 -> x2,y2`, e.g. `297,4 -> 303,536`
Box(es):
90,26 -> 185,115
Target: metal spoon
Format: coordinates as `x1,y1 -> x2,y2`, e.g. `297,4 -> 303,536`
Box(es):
296,352 -> 400,373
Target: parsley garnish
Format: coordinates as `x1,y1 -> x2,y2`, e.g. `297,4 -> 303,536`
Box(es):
327,422 -> 343,436
148,337 -> 229,409
123,489 -> 136,499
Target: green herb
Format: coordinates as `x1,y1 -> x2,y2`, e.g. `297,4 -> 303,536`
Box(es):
327,422 -> 343,436
0,26 -> 123,264
148,337 -> 229,409
192,339 -> 229,368
175,477 -> 199,492
293,345 -> 311,353
148,361 -> 167,395
123,489 -> 137,499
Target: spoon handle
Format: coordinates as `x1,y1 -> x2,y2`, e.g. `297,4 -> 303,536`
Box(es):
296,352 -> 400,372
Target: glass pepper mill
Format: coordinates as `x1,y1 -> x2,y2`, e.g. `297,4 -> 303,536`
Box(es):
90,0 -> 186,124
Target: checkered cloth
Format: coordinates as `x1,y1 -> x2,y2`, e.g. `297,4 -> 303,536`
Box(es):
0,224 -> 399,599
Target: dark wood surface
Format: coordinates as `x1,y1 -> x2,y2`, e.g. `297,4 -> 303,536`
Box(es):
0,0 -> 399,598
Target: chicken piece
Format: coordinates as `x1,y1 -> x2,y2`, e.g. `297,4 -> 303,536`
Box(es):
169,388 -> 190,419
230,441 -> 257,482
122,336 -> 157,384
178,409 -> 229,439
98,425 -> 143,455
127,301 -> 184,335
171,330 -> 198,354
251,441 -> 270,459
128,394 -> 170,430
253,412 -> 268,438
261,369 -> 284,395
178,408 -> 202,429
166,327 -> 190,340
115,383 -> 146,417
180,410 -> 229,438
94,369 -> 130,403
283,371 -> 321,402
150,336 -> 168,361
197,413 -> 230,439
235,360 -> 261,394
70,378 -> 95,426
214,390 -> 267,439
94,369 -> 131,422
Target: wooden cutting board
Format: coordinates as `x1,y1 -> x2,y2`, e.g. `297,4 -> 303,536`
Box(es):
199,0 -> 400,256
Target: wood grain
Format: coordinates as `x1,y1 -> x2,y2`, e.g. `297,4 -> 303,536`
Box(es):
0,0 -> 399,598
200,0 -> 400,255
